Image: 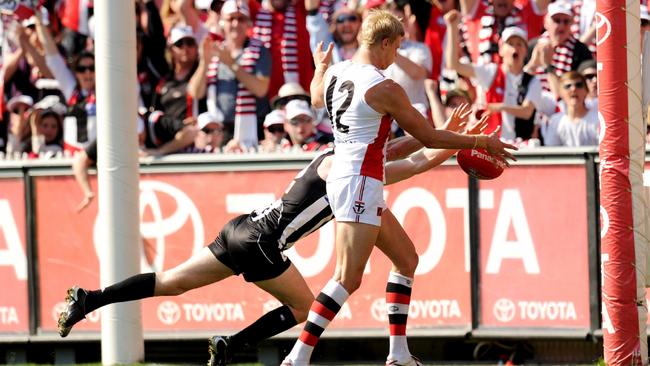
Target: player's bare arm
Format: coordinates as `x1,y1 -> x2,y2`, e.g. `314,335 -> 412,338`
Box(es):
385,106 -> 489,185
365,79 -> 517,161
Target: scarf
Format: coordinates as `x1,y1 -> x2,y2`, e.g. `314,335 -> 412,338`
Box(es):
252,5 -> 300,84
206,38 -> 263,148
534,34 -> 576,92
475,0 -> 523,64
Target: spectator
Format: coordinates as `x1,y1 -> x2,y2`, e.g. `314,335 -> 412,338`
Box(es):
543,71 -> 598,147
526,1 -> 593,97
250,0 -> 314,99
3,12 -> 61,105
194,110 -> 225,151
28,104 -> 64,157
188,0 -> 271,149
577,59 -> 596,107
34,8 -> 97,153
5,95 -> 33,155
571,0 -> 596,55
271,82 -> 311,110
446,15 -> 542,142
136,1 -> 171,113
459,0 -> 548,64
259,109 -> 287,152
305,0 -> 361,63
384,0 -> 432,119
59,0 -> 94,58
282,99 -> 332,151
424,0 -> 469,93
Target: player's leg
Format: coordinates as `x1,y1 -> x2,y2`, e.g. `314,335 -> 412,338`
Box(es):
283,221 -> 379,365
208,264 -> 315,366
375,209 -> 422,366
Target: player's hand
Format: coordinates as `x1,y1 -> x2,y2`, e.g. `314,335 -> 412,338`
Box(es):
483,126 -> 517,162
442,103 -> 471,132
313,41 -> 334,68
444,9 -> 461,26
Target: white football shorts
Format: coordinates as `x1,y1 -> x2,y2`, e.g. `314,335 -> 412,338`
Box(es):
326,175 -> 385,227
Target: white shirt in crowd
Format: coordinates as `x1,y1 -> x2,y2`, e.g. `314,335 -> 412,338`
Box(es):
473,63 -> 543,141
384,39 -> 433,109
543,106 -> 599,146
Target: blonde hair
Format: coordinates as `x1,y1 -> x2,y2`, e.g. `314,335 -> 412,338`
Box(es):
359,10 -> 404,47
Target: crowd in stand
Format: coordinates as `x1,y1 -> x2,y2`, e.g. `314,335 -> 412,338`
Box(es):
1,0 -> 649,162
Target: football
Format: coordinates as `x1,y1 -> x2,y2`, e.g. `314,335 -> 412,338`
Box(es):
457,148 -> 506,180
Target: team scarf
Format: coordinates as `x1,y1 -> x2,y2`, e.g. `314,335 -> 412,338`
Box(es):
534,33 -> 576,92
252,5 -> 300,85
206,38 -> 263,148
476,0 -> 523,64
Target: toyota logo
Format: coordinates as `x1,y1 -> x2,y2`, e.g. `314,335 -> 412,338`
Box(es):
595,12 -> 612,47
93,180 -> 204,272
493,298 -> 516,323
157,301 -> 181,325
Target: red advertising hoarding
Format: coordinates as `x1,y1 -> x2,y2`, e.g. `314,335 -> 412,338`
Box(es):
35,166 -> 472,334
479,165 -> 590,329
0,178 -> 29,333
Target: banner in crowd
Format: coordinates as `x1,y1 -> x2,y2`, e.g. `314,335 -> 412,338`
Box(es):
477,165 -> 591,329
31,164 -> 592,335
0,178 -> 29,333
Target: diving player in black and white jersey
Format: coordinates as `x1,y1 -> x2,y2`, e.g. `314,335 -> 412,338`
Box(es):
57,105 -> 484,365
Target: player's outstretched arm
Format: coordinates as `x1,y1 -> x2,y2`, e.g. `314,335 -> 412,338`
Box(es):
385,110 -> 489,185
366,80 -> 517,160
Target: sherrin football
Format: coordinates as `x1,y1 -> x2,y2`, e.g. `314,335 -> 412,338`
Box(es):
457,148 -> 506,180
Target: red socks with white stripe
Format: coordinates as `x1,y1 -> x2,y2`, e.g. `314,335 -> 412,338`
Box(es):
284,280 -> 349,365
386,272 -> 413,363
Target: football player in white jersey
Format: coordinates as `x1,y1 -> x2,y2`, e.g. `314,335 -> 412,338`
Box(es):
283,10 -> 516,366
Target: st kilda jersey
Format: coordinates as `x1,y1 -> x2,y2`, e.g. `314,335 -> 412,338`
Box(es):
249,149 -> 334,251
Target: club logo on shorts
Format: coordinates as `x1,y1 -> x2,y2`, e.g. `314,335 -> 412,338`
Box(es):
353,200 -> 366,215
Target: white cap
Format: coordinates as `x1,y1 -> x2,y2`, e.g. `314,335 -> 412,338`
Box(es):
195,0 -> 212,9
197,110 -> 224,130
168,25 -> 196,45
501,26 -> 528,43
263,109 -> 286,128
547,1 -> 573,18
285,100 -> 314,121
641,5 -> 650,22
220,0 -> 250,18
22,7 -> 49,27
34,95 -> 66,115
6,95 -> 34,113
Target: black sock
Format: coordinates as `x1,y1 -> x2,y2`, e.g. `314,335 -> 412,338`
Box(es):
84,273 -> 156,314
228,305 -> 297,351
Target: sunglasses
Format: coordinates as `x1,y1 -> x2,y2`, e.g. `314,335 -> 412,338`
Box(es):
562,81 -> 586,90
75,65 -> 95,73
583,73 -> 597,81
202,125 -> 223,134
267,125 -> 285,134
173,38 -> 197,48
552,17 -> 572,25
336,14 -> 359,24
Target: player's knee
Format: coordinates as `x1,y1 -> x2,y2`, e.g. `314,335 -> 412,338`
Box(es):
340,275 -> 363,294
402,251 -> 419,276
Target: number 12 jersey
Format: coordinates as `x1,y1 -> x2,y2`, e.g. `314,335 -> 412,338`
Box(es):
323,60 -> 393,183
